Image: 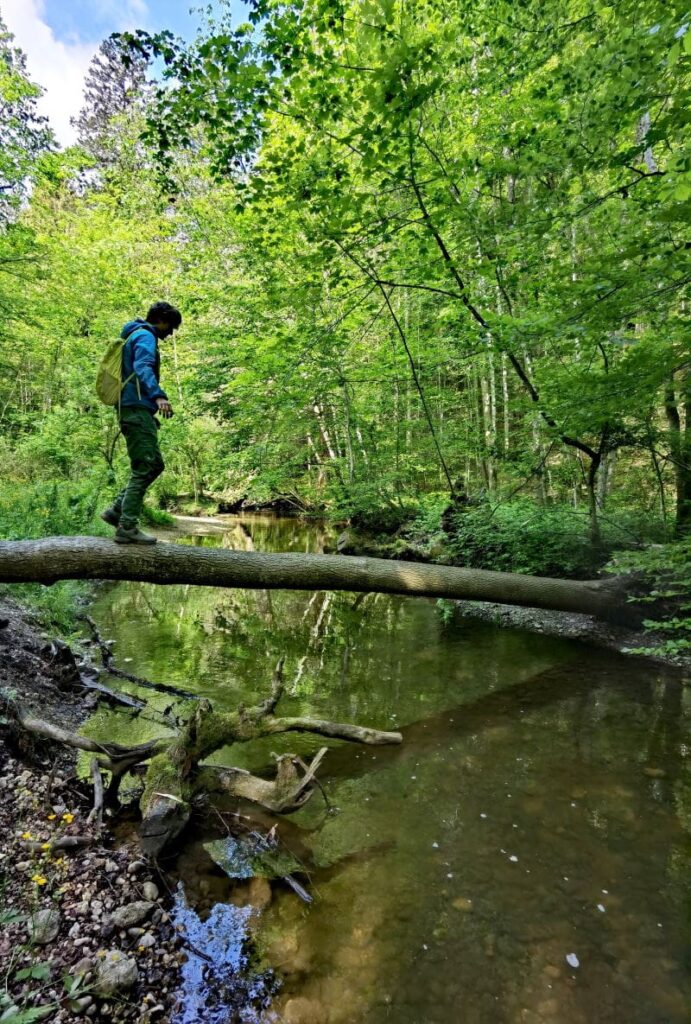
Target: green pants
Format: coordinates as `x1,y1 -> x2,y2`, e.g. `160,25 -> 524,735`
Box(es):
113,407 -> 165,529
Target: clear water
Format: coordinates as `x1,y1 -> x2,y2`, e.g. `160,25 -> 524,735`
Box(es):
85,515 -> 691,1024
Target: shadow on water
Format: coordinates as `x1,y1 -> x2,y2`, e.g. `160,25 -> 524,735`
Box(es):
84,515 -> 691,1024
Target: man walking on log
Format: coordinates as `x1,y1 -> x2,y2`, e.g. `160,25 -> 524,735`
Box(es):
101,301 -> 182,545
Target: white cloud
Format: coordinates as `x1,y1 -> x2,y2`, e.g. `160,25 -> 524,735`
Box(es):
2,0 -> 150,148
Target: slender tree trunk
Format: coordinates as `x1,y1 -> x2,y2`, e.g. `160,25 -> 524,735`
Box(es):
665,375 -> 691,535
596,450 -> 616,511
501,352 -> 510,456
585,451 -> 602,546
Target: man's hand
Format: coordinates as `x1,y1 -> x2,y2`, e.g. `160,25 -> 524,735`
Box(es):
156,398 -> 174,419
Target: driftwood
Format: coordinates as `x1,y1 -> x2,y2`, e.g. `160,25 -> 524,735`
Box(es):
87,757 -> 104,829
6,661 -> 401,857
0,536 -> 639,623
20,836 -> 93,853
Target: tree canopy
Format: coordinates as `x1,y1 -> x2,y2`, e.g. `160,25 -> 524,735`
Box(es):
0,0 -> 689,593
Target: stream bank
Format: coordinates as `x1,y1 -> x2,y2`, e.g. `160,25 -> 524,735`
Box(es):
2,511 -> 690,1023
0,598 -> 183,1023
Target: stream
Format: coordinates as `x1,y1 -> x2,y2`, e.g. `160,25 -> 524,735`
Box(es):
83,514 -> 690,1024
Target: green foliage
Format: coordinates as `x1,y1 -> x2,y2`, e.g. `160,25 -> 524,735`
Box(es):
13,964 -> 51,984
0,15 -> 53,221
609,539 -> 691,656
0,0 -> 688,617
0,1007 -> 53,1023
0,481 -> 108,541
443,500 -> 666,579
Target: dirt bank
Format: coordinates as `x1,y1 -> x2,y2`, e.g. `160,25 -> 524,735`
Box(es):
0,598 -> 183,1023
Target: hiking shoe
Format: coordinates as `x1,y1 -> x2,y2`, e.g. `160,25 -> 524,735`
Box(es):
114,526 -> 157,545
100,507 -> 120,528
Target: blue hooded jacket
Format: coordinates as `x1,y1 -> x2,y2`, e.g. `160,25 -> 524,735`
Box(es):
119,320 -> 169,414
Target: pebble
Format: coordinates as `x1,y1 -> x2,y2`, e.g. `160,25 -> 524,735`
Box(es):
71,957 -> 93,977
109,901 -> 154,930
70,995 -> 93,1013
104,860 -> 118,873
452,897 -> 473,912
94,950 -> 138,998
138,932 -> 156,949
128,860 -> 146,875
142,881 -> 159,901
28,908 -> 60,945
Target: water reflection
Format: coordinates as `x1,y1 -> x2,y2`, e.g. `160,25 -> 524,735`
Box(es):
85,515 -> 691,1024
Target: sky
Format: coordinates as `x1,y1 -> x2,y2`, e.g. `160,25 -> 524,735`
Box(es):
1,0 -> 236,147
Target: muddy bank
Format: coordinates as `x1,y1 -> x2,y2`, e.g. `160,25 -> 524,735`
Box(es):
451,600 -> 691,674
0,598 -> 183,1023
334,529 -> 691,673
0,597 -> 88,734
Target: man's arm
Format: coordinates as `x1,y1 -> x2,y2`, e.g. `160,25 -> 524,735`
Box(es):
131,330 -> 168,404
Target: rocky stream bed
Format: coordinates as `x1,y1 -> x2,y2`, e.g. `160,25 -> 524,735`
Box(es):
0,597 -> 184,1023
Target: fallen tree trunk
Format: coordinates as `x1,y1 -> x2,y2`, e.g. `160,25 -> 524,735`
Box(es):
0,536 -> 637,623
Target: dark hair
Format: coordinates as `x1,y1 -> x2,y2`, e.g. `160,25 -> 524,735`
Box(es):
146,301 -> 182,328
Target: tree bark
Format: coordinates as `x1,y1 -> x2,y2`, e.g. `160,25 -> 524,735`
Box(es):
0,536 -> 638,623
6,668 -> 401,857
665,375 -> 691,536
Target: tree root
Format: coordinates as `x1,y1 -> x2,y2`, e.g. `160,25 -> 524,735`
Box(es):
6,660 -> 402,856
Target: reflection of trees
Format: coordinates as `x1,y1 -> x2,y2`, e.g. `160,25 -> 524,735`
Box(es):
267,661 -> 690,1024
85,517 -> 689,1022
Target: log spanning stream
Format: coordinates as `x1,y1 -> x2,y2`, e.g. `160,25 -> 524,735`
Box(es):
82,515 -> 689,1024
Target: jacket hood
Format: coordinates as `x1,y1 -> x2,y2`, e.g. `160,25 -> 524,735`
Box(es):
121,319 -> 157,340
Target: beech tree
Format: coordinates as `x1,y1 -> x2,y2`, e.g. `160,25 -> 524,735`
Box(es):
120,0 -> 690,539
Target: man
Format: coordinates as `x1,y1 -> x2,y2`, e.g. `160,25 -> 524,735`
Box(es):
101,301 -> 182,545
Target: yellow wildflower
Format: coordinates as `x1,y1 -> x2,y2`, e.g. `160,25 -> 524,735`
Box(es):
62,813 -> 74,824
31,875 -> 47,886
47,813 -> 56,821
20,832 -> 33,841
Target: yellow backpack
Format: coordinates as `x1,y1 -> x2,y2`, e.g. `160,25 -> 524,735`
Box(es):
95,338 -> 135,406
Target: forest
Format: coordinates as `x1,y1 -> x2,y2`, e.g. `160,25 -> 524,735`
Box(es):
0,2 -> 689,1022
0,1 -> 688,597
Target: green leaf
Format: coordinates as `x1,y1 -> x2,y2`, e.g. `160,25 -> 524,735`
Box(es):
0,1009 -> 55,1024
0,910 -> 24,926
14,963 -> 52,982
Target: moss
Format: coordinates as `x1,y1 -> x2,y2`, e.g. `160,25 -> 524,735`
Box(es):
140,751 -> 186,813
194,709 -> 251,759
